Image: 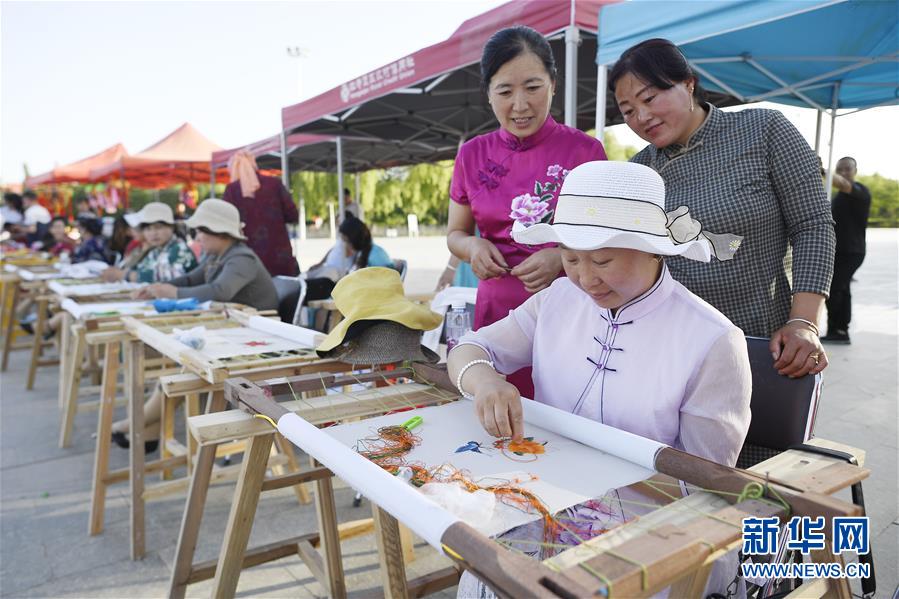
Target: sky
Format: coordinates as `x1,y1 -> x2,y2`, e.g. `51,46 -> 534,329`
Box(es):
2,0 -> 897,184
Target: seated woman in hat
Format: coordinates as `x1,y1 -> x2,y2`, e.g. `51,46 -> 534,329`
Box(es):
447,161 -> 752,596
101,202 -> 197,283
114,200 -> 279,450
449,160 -> 750,463
133,199 -> 278,312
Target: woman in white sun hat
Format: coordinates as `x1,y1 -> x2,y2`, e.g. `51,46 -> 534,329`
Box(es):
448,160 -> 752,597
101,202 -> 197,283
449,160 -> 750,461
133,199 -> 277,311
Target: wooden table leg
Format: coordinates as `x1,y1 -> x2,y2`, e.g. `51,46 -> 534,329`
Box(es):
184,393 -> 200,475
1,282 -> 21,372
210,434 -> 274,599
168,442 -> 218,599
161,394 -> 176,480
58,323 -> 86,448
57,312 -> 72,411
26,296 -> 48,390
372,503 -> 408,599
274,433 -> 311,505
127,338 -> 146,560
89,343 -> 101,385
89,341 -> 119,535
313,456 -> 347,599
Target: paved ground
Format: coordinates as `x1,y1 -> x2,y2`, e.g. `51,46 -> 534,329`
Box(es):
1,230 -> 896,597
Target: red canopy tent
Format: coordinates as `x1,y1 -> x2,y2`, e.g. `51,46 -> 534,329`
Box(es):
89,123 -> 225,190
25,143 -> 129,187
280,0 -> 741,216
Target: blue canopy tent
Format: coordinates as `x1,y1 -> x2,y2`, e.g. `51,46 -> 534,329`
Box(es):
595,0 -> 898,188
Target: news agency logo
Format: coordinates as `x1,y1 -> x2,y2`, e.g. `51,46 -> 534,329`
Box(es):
742,516 -> 869,556
740,516 -> 871,579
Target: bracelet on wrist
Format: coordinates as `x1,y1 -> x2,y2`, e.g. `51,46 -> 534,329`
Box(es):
445,264 -> 457,271
785,317 -> 820,336
455,358 -> 494,399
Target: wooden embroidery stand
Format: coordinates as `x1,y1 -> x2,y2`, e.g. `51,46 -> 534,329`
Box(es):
225,363 -> 871,599
0,275 -> 56,372
57,297 -> 183,447
24,278 -> 136,391
111,310 -> 330,560
165,368 -> 459,599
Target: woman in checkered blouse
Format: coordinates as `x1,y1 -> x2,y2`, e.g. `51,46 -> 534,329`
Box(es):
610,38 -> 834,380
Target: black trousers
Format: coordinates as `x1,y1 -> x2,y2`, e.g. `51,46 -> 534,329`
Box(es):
825,252 -> 865,332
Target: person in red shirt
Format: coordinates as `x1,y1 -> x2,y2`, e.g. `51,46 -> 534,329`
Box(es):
222,150 -> 299,277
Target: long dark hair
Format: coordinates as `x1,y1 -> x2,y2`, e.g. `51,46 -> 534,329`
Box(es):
608,38 -> 706,103
480,25 -> 556,92
339,216 -> 373,269
109,216 -> 133,255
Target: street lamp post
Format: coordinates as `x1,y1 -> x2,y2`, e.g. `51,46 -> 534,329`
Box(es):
286,47 -> 310,243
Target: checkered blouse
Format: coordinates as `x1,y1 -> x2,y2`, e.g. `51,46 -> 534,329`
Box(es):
631,105 -> 835,337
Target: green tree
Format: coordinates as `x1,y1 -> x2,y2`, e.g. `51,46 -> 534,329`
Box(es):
857,173 -> 899,227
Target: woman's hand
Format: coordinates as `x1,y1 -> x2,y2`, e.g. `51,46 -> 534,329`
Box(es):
510,247 -> 561,293
473,378 -> 524,440
132,283 -> 177,300
769,322 -> 827,378
469,237 -> 508,280
101,267 -> 125,283
435,267 -> 455,291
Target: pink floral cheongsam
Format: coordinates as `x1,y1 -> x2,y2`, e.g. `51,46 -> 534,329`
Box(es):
450,115 -> 606,397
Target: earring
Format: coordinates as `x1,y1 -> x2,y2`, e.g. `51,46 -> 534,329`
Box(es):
689,89 -> 695,113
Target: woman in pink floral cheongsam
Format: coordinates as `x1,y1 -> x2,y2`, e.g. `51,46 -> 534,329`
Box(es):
447,26 -> 606,398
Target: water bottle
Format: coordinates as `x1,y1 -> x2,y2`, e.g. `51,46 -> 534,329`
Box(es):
445,301 -> 471,352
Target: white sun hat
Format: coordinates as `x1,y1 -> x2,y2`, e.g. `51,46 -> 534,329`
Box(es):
132,202 -> 175,227
186,199 -> 247,240
512,161 -> 742,262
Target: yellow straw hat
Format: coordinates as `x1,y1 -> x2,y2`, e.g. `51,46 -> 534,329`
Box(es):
316,267 -> 443,353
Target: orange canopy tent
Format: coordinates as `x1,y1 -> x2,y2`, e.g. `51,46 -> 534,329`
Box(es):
25,143 -> 129,187
89,123 -> 225,190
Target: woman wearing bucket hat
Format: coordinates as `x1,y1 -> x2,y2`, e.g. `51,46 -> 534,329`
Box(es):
101,202 -> 197,283
448,160 -> 752,597
611,38 -> 832,378
133,199 -> 278,311
446,26 -> 607,399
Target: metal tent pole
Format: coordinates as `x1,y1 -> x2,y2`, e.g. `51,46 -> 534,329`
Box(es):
336,137 -> 345,220
814,109 -> 823,156
823,83 -> 841,197
354,172 -> 362,221
595,64 -> 607,141
564,23 -> 579,128
209,161 -> 216,198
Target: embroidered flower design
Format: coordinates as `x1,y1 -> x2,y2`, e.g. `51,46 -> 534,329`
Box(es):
546,164 -> 563,178
477,159 -> 510,190
729,239 -> 742,252
486,159 -> 509,177
478,170 -> 499,190
509,193 -> 551,227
